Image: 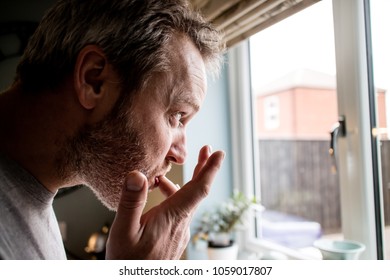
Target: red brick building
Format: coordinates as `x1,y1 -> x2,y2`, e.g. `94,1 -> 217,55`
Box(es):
255,69 -> 387,140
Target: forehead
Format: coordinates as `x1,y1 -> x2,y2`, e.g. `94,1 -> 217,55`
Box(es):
128,36 -> 207,115
165,36 -> 207,107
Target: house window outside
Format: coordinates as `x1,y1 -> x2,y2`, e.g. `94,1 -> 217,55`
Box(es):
263,96 -> 280,130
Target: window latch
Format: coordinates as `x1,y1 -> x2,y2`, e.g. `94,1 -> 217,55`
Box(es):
329,115 -> 346,172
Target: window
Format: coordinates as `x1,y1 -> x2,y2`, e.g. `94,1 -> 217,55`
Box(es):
370,0 -> 390,259
263,96 -> 280,130
229,0 -> 388,259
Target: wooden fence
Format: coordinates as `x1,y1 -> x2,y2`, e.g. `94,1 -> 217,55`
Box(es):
380,140 -> 390,224
258,139 -> 390,234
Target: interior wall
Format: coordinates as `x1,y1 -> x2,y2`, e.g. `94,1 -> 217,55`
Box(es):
0,0 -> 54,21
185,62 -> 233,233
0,0 -> 55,91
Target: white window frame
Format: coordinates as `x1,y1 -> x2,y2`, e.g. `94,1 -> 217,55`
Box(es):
332,0 -> 383,260
228,0 -> 385,260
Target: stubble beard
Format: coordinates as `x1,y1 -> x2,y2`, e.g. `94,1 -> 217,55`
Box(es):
56,102 -> 169,211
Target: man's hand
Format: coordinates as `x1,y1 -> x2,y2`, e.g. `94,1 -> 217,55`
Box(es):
105,145 -> 225,259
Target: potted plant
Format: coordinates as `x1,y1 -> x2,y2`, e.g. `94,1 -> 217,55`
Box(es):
192,192 -> 254,260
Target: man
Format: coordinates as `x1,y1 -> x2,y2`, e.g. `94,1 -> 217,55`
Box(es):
0,0 -> 225,259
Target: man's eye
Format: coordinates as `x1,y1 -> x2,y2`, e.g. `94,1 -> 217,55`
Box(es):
170,112 -> 183,128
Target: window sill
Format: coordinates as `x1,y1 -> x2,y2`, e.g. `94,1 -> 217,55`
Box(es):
242,238 -> 323,260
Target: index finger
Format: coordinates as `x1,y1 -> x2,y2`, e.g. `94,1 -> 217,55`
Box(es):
192,145 -> 212,179
165,150 -> 225,217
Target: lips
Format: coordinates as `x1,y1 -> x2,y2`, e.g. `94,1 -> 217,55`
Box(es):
154,176 -> 160,187
147,175 -> 163,191
148,162 -> 172,190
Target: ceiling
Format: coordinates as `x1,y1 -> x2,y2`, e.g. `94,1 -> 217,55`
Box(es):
190,0 -> 320,48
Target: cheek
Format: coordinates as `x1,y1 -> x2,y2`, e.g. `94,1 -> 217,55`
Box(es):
144,123 -> 172,159
157,134 -> 173,159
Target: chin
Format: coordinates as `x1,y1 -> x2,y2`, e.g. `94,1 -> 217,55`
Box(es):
97,196 -> 120,212
85,183 -> 122,212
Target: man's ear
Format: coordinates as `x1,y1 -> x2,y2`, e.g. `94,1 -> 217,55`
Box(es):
74,45 -> 112,110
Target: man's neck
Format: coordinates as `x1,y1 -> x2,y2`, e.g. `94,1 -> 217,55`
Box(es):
0,83 -> 83,192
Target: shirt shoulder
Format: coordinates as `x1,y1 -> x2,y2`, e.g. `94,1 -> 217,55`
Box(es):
0,154 -> 66,260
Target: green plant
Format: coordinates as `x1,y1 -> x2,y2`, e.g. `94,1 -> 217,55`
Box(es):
193,192 -> 255,244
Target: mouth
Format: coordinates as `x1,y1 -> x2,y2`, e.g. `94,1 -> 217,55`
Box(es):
148,162 -> 172,191
148,174 -> 163,191
154,176 -> 160,188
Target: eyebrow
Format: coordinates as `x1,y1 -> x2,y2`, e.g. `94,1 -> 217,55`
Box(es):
167,80 -> 201,112
173,94 -> 200,112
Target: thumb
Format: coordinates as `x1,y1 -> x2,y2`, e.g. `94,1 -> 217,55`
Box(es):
113,171 -> 149,236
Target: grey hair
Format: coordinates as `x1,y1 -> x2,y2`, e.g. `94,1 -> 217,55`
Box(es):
15,0 -> 224,93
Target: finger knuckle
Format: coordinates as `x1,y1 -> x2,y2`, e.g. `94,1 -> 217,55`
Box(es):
119,200 -> 145,211
198,182 -> 211,198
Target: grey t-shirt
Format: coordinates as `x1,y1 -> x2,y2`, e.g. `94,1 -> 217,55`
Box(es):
0,154 -> 66,259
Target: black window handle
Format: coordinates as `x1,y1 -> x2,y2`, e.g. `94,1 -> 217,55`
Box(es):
329,115 -> 346,172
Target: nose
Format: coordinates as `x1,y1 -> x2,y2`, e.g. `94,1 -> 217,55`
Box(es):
166,133 -> 187,165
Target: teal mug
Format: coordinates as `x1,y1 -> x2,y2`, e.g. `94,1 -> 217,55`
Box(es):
314,239 -> 366,260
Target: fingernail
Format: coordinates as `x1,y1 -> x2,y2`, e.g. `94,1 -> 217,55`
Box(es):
126,173 -> 143,192
208,145 -> 212,154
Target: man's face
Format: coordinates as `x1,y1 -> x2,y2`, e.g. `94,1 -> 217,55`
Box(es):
62,38 -> 207,210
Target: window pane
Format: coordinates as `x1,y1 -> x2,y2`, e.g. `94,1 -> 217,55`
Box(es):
370,0 -> 390,260
249,0 -> 342,253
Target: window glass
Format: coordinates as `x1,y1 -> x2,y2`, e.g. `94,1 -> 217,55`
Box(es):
249,0 -> 343,252
370,0 -> 390,259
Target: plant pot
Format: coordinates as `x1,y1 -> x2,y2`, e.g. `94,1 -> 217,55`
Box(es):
207,241 -> 239,260
209,232 -> 232,247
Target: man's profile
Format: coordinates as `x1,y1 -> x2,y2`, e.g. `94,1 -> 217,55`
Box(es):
0,0 -> 225,260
